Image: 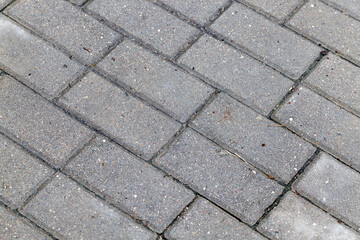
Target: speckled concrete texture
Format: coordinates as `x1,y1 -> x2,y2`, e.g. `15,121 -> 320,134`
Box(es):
0,0 -> 359,238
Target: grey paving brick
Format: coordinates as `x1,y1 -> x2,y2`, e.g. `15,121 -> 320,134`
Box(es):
179,35 -> 293,115
0,0 -> 11,9
294,152 -> 360,230
258,192 -> 360,240
287,0 -> 360,65
304,53 -> 360,116
155,129 -> 283,225
86,0 -> 200,57
323,0 -> 360,22
0,15 -> 85,100
0,134 -> 54,209
96,39 -> 214,122
190,93 -> 315,183
0,206 -> 50,240
21,173 -> 156,240
0,76 -> 93,168
65,136 -> 194,233
165,198 -> 267,240
156,0 -> 229,25
6,0 -> 120,65
210,3 -> 321,79
58,72 -> 181,160
239,0 -> 301,21
272,86 -> 360,171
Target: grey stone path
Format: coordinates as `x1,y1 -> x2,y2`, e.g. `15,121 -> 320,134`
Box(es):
0,0 -> 359,239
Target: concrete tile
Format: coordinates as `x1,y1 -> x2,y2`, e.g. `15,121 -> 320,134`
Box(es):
0,134 -> 54,209
287,0 -> 360,65
65,136 -> 194,233
258,192 -> 360,240
0,15 -> 85,100
179,35 -> 293,115
165,197 -> 267,240
96,39 -> 214,122
304,53 -> 360,116
0,206 -> 50,240
238,0 -> 301,21
272,86 -> 360,172
0,76 -> 93,168
323,0 -> 360,22
210,2 -> 321,79
86,0 -> 200,57
21,173 -> 156,240
6,0 -> 120,65
157,0 -> 229,24
190,93 -> 315,183
0,0 -> 11,9
294,152 -> 360,230
155,129 -> 283,225
58,72 -> 181,160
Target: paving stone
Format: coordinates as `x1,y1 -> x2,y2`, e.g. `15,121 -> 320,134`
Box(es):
0,0 -> 11,9
0,206 -> 50,240
0,15 -> 85,100
293,152 -> 360,230
155,129 -> 283,224
258,192 -> 360,240
156,0 -> 229,25
0,134 -> 54,209
21,173 -> 156,240
65,136 -> 194,233
304,53 -> 360,116
287,0 -> 360,65
0,76 -> 93,168
272,86 -> 360,171
210,2 -> 321,79
323,0 -> 360,22
239,0 -> 301,21
179,35 -> 293,115
86,0 -> 200,57
6,0 -> 120,65
96,39 -> 214,122
165,198 -> 267,240
58,72 -> 181,160
190,93 -> 315,183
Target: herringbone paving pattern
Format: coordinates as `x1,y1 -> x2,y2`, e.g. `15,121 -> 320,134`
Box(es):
0,0 -> 359,239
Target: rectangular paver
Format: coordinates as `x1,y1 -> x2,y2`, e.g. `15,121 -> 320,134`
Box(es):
0,134 -> 54,209
165,198 -> 267,240
0,0 -> 11,9
239,0 -> 301,21
0,76 -> 93,168
323,0 -> 360,22
156,0 -> 229,25
0,206 -> 50,240
304,53 -> 360,116
6,0 -> 120,65
258,192 -> 360,240
96,39 -> 214,122
294,152 -> 360,230
65,136 -> 194,233
272,86 -> 360,171
86,0 -> 200,57
190,93 -> 315,183
0,15 -> 85,100
287,0 -> 360,65
58,72 -> 181,160
21,173 -> 156,240
179,35 -> 293,115
155,129 -> 283,225
210,2 -> 321,79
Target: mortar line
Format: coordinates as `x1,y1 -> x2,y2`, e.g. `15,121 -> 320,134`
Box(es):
281,0 -> 309,24
0,0 -> 17,12
0,201 -> 58,239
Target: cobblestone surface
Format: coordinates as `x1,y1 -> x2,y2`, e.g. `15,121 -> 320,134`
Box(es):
0,0 -> 359,238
